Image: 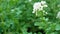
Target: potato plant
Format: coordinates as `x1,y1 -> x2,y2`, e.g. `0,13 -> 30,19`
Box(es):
0,0 -> 60,34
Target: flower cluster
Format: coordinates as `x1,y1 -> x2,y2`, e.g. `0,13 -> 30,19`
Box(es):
32,1 -> 48,13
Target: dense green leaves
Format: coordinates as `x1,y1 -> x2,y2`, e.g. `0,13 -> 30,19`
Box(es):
0,0 -> 60,34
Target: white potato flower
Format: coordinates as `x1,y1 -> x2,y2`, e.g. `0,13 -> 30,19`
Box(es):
56,12 -> 60,19
32,1 -> 48,14
41,1 -> 48,7
32,2 -> 43,13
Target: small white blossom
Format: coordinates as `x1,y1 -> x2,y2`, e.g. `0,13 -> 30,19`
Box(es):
41,1 -> 46,5
33,2 -> 42,12
32,2 -> 43,13
32,1 -> 48,14
56,12 -> 60,19
41,1 -> 48,7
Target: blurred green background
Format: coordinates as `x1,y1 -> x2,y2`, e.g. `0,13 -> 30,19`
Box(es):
0,0 -> 60,34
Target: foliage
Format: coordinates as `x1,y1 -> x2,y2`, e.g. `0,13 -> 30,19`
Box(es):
0,0 -> 60,34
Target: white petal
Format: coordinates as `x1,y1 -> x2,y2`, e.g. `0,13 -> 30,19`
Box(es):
41,1 -> 46,5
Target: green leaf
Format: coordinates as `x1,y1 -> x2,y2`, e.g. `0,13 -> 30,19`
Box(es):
55,24 -> 60,30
